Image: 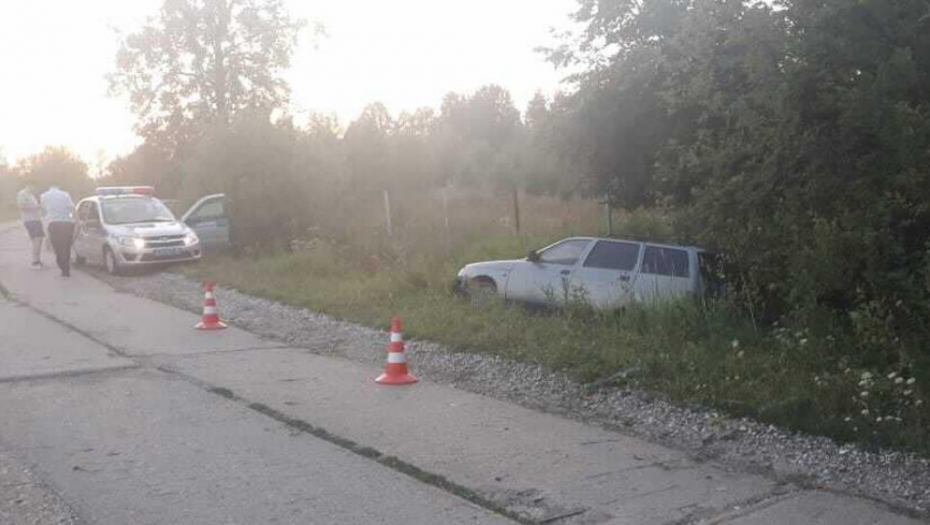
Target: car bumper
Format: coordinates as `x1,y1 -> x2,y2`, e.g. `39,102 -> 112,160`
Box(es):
114,246 -> 202,265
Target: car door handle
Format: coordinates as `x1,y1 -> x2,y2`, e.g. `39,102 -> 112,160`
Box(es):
560,269 -> 571,275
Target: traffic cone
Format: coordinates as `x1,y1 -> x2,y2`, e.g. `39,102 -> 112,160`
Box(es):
195,282 -> 228,330
376,316 -> 417,385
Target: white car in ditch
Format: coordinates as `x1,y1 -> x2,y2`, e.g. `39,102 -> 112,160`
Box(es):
455,237 -> 722,309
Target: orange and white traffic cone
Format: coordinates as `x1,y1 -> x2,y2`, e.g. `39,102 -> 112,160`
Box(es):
376,316 -> 417,385
195,282 -> 228,330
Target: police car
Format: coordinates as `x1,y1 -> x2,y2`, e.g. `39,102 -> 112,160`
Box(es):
72,187 -> 227,275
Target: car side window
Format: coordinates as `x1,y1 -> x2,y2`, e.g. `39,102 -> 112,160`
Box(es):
583,241 -> 641,271
537,240 -> 590,266
190,200 -> 225,222
78,202 -> 98,222
642,246 -> 690,278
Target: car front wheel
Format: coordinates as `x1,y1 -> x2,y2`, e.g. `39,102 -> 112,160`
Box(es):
467,278 -> 498,307
104,247 -> 122,276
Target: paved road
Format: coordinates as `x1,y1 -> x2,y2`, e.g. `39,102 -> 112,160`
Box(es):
0,225 -> 925,525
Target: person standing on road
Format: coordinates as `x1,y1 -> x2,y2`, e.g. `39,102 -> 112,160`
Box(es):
40,185 -> 75,277
16,183 -> 45,269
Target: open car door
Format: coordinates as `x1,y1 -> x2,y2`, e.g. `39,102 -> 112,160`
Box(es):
181,194 -> 230,250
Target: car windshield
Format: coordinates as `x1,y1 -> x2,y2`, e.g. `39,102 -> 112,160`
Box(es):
101,197 -> 175,225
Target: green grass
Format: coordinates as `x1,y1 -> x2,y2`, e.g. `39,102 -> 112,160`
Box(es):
180,233 -> 930,455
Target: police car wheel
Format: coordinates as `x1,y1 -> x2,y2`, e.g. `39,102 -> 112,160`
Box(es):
104,248 -> 121,275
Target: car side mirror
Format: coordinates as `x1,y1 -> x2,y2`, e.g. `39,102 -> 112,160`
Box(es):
526,250 -> 540,262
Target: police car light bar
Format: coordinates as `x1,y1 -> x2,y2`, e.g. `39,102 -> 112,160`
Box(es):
95,186 -> 155,196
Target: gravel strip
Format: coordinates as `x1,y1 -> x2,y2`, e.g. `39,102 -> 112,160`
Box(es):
0,441 -> 82,525
95,269 -> 930,519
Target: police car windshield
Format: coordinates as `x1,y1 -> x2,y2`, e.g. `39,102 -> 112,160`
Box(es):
101,197 -> 175,225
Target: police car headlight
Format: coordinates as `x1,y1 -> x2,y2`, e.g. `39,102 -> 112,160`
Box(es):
118,237 -> 146,250
183,232 -> 199,246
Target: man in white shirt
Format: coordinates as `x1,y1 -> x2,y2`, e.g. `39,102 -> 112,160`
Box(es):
40,186 -> 75,277
16,184 -> 44,269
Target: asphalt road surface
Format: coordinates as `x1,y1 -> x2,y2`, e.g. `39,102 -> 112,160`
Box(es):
0,224 -> 925,525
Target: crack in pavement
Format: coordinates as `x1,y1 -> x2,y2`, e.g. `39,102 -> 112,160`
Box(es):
152,361 -> 535,524
695,491 -> 801,525
144,344 -> 290,358
0,364 -> 140,385
662,485 -> 803,525
582,459 -> 687,482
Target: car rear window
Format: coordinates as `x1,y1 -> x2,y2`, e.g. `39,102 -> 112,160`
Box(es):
642,246 -> 690,278
583,241 -> 641,271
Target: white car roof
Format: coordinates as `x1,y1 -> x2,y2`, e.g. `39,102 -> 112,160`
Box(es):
561,236 -> 706,252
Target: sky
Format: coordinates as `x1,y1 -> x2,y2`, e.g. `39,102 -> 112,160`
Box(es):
0,0 -> 580,167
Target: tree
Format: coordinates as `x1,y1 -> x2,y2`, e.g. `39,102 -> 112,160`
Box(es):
108,0 -> 308,153
183,109 -> 309,249
521,93 -> 573,195
300,111 -> 344,183
103,144 -> 181,196
392,108 -> 440,188
435,85 -> 523,187
16,147 -> 92,198
438,85 -> 521,149
554,0 -> 930,344
0,156 -> 17,216
344,102 -> 395,189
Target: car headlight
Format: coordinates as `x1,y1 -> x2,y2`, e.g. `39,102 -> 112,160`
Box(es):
118,237 -> 146,250
183,232 -> 199,246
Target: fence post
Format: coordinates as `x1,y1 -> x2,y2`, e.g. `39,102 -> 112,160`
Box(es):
605,200 -> 613,237
442,186 -> 452,252
512,187 -> 521,235
383,188 -> 393,238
